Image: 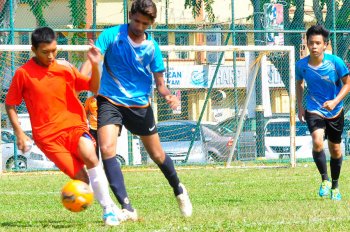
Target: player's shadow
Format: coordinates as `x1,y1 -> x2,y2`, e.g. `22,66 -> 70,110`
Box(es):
0,220 -> 100,229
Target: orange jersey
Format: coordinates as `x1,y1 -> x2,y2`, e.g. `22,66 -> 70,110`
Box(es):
6,58 -> 91,141
84,96 -> 98,130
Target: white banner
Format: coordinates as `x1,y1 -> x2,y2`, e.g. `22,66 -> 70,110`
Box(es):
164,64 -> 284,89
164,65 -> 207,88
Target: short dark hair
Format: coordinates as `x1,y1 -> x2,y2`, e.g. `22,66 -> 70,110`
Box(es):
306,25 -> 329,43
31,27 -> 56,49
130,0 -> 157,21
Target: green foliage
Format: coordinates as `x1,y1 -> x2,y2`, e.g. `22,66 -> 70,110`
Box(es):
68,0 -> 87,63
185,0 -> 215,22
22,0 -> 53,26
3,163 -> 350,231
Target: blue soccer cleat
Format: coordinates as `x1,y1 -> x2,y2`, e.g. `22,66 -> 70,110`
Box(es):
330,188 -> 342,201
319,180 -> 331,197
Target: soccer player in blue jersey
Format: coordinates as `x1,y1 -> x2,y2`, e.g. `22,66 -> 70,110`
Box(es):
82,0 -> 192,220
296,25 -> 350,200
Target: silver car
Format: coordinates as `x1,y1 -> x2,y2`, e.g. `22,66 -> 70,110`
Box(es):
157,120 -> 208,163
1,129 -> 57,171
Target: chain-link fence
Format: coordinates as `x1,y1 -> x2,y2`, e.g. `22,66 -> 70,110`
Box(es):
1,0 -> 350,171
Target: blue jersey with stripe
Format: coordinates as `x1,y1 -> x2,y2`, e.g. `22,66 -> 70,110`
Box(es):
95,24 -> 165,107
296,54 -> 349,118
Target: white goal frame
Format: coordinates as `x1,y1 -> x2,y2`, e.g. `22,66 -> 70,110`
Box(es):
0,45 -> 296,168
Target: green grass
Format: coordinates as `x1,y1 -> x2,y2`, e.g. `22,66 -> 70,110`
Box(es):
1,162 -> 350,231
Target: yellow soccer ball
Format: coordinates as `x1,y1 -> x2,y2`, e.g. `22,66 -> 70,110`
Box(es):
61,180 -> 94,212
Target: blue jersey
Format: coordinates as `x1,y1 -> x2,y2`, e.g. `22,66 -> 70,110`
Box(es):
96,24 -> 165,107
296,54 -> 349,118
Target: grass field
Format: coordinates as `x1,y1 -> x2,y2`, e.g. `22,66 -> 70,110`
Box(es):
1,162 -> 350,231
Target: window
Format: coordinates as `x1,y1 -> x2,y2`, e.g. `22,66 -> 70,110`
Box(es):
175,25 -> 189,59
153,25 -> 168,57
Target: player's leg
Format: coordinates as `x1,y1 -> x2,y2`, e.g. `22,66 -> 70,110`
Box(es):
77,134 -> 120,225
97,96 -> 136,221
36,131 -> 119,226
127,105 -> 191,217
140,133 -> 192,217
89,128 -> 99,159
326,111 -> 344,200
305,111 -> 331,197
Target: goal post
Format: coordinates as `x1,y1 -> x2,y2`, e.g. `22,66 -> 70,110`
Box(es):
0,45 -> 296,169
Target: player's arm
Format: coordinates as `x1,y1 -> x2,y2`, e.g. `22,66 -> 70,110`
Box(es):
324,74 -> 350,111
296,79 -> 305,122
5,69 -> 32,152
87,41 -> 101,94
5,105 -> 31,153
154,72 -> 179,110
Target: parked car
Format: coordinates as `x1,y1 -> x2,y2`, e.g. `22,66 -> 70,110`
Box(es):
264,118 -> 346,159
156,120 -> 209,163
207,118 -> 257,161
1,129 -> 57,171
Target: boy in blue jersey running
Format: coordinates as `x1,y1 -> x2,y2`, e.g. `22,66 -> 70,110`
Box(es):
296,25 -> 350,200
82,0 -> 192,221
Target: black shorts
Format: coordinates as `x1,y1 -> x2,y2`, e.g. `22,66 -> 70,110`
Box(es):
97,96 -> 157,136
305,110 -> 344,143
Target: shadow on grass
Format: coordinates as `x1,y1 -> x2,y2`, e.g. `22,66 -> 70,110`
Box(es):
0,220 -> 101,229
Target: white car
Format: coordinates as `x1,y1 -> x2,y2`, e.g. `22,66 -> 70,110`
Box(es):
264,118 -> 345,159
1,129 -> 57,171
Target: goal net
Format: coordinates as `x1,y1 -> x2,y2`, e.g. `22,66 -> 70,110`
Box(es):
0,45 -> 297,172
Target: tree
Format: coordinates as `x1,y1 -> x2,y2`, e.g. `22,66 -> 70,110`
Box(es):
185,0 -> 215,22
21,0 -> 53,26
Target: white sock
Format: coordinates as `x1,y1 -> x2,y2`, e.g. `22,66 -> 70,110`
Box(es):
87,164 -> 115,209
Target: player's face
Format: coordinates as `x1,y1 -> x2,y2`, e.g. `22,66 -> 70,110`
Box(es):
128,12 -> 153,37
307,34 -> 327,59
31,40 -> 58,67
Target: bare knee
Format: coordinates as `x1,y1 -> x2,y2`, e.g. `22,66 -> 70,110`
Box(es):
99,143 -> 116,159
150,152 -> 166,165
329,144 -> 342,159
313,140 -> 324,152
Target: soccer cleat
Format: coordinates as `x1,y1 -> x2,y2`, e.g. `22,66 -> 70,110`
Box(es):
330,188 -> 342,201
111,206 -> 138,222
318,180 -> 331,197
120,209 -> 138,222
103,207 -> 120,226
176,183 -> 193,217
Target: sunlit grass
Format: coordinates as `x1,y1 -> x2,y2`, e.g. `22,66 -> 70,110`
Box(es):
1,161 -> 350,231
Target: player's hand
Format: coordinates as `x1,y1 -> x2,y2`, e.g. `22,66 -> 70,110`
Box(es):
298,108 -> 306,123
165,95 -> 180,110
87,39 -> 101,65
16,132 -> 33,154
323,100 -> 337,111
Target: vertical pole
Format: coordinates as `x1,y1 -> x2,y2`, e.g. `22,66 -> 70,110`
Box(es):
123,0 -> 128,24
10,0 -> 15,77
10,0 -> 18,169
92,0 -> 97,40
332,0 -> 337,55
253,0 -> 265,158
289,47 -> 296,167
231,0 -> 240,160
166,0 -> 169,81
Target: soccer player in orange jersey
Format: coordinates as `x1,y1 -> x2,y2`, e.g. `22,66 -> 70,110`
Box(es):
5,27 -> 121,226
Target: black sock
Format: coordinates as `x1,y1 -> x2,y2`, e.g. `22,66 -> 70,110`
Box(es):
330,156 -> 343,189
312,150 -> 328,181
103,157 -> 133,211
157,155 -> 183,196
